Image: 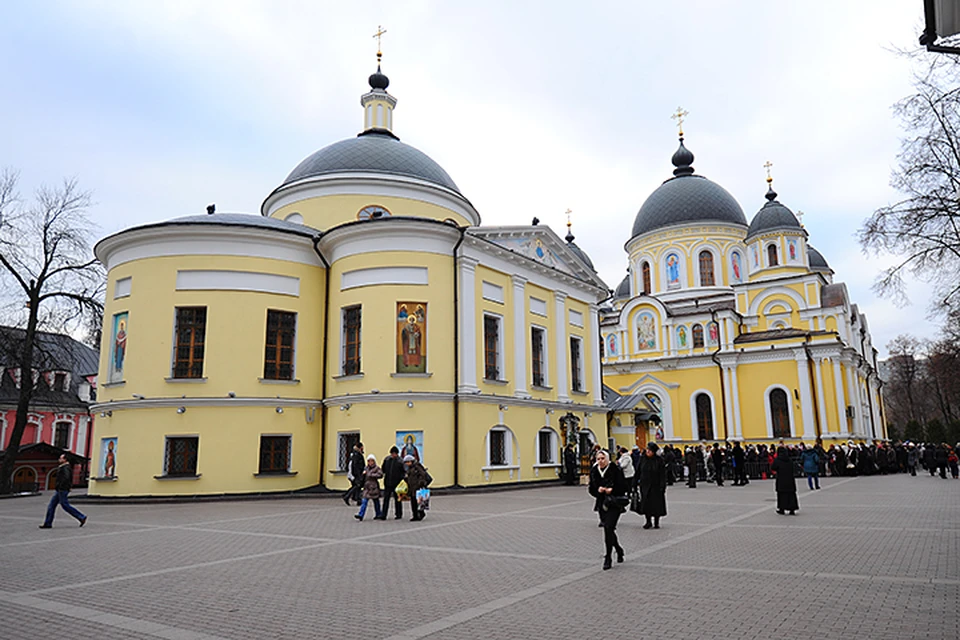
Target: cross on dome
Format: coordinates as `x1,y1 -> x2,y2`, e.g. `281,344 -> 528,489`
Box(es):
671,107 -> 689,137
373,25 -> 387,63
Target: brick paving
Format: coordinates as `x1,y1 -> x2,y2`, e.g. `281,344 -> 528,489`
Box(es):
0,475 -> 957,639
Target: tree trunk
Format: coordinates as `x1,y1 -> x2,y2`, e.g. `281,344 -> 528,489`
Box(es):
0,291 -> 39,494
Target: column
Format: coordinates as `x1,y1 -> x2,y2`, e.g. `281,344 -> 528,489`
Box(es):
832,359 -> 847,437
844,363 -> 860,437
722,366 -> 734,440
589,303 -> 602,406
729,365 -> 742,439
459,257 -> 479,393
554,292 -> 569,402
795,351 -> 815,438
512,275 -> 528,398
813,357 -> 828,439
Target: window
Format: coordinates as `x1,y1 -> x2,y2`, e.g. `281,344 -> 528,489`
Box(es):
698,251 -> 715,286
264,310 -> 296,380
164,437 -> 199,476
538,428 -> 557,464
695,394 -> 713,441
570,336 -> 584,392
357,205 -> 391,220
767,244 -> 779,266
337,432 -> 361,471
692,324 -> 704,348
54,422 -> 70,449
770,388 -> 791,438
342,306 -> 362,375
173,307 -> 207,379
641,261 -> 651,294
531,326 -> 546,387
489,429 -> 507,466
483,314 -> 502,381
53,372 -> 67,392
259,436 -> 291,473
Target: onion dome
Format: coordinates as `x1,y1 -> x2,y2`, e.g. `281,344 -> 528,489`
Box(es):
630,137 -> 747,240
808,245 -> 830,271
614,273 -> 631,298
368,65 -> 389,91
564,225 -> 596,271
745,181 -> 803,241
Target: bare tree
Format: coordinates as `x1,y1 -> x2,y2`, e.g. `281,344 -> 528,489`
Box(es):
859,52 -> 960,314
0,168 -> 104,494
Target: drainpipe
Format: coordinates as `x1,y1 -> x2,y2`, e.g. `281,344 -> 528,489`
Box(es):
860,330 -> 877,440
803,334 -> 822,441
311,233 -> 330,487
451,225 -> 467,488
709,308 -> 728,441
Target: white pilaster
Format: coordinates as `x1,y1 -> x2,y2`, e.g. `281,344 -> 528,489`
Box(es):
832,359 -> 847,437
796,351 -> 815,438
730,365 -> 742,439
722,366 -> 734,440
589,304 -> 602,406
554,292 -> 569,402
845,363 -> 860,437
813,357 -> 828,438
512,275 -> 528,398
459,257 -> 479,393
76,416 -> 88,456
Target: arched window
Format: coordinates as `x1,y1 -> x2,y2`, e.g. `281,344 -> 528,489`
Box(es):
770,388 -> 791,438
767,243 -> 779,266
695,393 -> 713,441
641,261 -> 651,294
692,324 -> 704,348
698,251 -> 715,286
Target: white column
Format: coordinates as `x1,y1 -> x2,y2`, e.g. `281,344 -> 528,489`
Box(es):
795,351 -> 815,438
832,359 -> 847,437
589,303 -> 602,406
813,357 -> 828,439
844,363 -> 859,436
554,292 -> 569,402
512,275 -> 528,398
730,365 -> 742,439
722,366 -> 734,440
76,416 -> 88,456
459,257 -> 479,393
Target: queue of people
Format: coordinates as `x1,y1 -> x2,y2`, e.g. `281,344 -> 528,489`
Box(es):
341,442 -> 432,521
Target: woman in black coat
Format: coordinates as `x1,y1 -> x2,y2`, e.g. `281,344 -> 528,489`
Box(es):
773,446 -> 799,515
638,442 -> 668,529
588,449 -> 627,570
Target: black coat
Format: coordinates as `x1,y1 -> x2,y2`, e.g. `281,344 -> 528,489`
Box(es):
381,455 -> 405,490
638,454 -> 667,517
348,450 -> 365,481
55,463 -> 72,492
733,445 -> 745,466
773,454 -> 799,511
588,462 -> 627,513
710,448 -> 725,470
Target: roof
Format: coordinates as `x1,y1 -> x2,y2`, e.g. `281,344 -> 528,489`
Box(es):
808,245 -> 830,269
280,130 -> 461,194
601,384 -> 659,418
734,328 -> 834,344
120,213 -> 317,238
821,283 -> 848,308
631,174 -> 747,239
0,441 -> 88,463
746,187 -> 803,240
0,326 -> 98,409
614,274 -> 630,298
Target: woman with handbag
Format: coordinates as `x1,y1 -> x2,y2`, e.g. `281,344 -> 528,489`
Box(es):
588,449 -> 628,571
638,442 -> 668,529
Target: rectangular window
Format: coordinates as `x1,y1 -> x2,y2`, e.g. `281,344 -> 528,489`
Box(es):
259,436 -> 291,473
53,372 -> 67,392
264,310 -> 296,380
489,430 -> 506,466
570,336 -> 584,392
531,326 -> 546,387
173,307 -> 207,379
54,423 -> 70,449
538,430 -> 554,464
483,314 -> 501,381
342,306 -> 362,375
337,432 -> 361,471
164,436 -> 199,476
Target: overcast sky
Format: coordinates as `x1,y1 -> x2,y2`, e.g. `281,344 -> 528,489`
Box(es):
0,1 -> 942,356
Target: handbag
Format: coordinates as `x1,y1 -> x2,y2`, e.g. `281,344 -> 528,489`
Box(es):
416,487 -> 431,511
629,490 -> 642,514
604,494 -> 629,512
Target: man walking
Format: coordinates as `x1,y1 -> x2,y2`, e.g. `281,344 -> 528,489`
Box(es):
342,442 -> 365,505
39,455 -> 86,529
381,446 -> 405,519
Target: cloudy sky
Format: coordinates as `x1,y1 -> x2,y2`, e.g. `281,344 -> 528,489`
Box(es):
0,1 -> 941,356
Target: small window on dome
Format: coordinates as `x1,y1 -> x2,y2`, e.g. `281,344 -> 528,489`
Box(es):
358,205 -> 391,221
641,262 -> 651,294
284,212 -> 304,225
767,243 -> 779,267
698,251 -> 715,286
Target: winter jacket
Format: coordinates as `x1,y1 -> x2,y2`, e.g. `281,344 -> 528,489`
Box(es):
381,455 -> 405,490
800,449 -> 820,474
618,452 -> 635,479
55,462 -> 72,492
361,463 -> 383,499
405,461 -> 430,492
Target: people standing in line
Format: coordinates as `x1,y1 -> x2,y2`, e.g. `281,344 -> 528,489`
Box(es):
906,443 -> 920,477
732,441 -> 747,486
800,445 -> 821,490
563,443 -> 579,485
663,445 -> 676,486
710,443 -> 725,486
588,449 -> 627,571
381,446 -> 406,520
935,443 -> 949,479
773,446 -> 799,515
923,443 -> 937,477
355,454 -> 384,521
342,442 -> 365,505
638,443 -> 667,529
684,446 -> 697,488
39,455 -> 87,529
403,454 -> 430,521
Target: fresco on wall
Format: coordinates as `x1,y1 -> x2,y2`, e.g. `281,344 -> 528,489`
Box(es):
676,325 -> 688,348
787,238 -> 798,262
707,321 -> 720,346
108,312 -> 128,383
396,303 -> 427,373
636,312 -> 657,350
731,252 -> 743,283
397,430 -> 423,465
665,253 -> 681,290
101,437 -> 117,478
606,334 -> 618,357
750,245 -> 759,268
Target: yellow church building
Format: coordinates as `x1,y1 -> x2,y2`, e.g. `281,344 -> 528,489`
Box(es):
601,130 -> 886,450
89,61 -> 610,497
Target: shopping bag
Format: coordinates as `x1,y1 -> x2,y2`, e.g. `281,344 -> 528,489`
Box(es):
629,490 -> 642,514
416,487 -> 431,511
395,480 -> 408,501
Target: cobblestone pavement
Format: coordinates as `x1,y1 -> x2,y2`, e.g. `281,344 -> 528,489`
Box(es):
1,475 -> 957,639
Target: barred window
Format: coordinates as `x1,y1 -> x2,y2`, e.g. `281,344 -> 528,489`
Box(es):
259,436 -> 291,473
692,324 -> 704,348
337,432 -> 361,471
483,315 -> 501,381
173,307 -> 207,379
164,437 -> 199,476
531,326 -> 546,387
570,336 -> 584,392
489,430 -> 507,466
342,306 -> 361,375
264,310 -> 296,380
699,251 -> 715,286
538,429 -> 556,464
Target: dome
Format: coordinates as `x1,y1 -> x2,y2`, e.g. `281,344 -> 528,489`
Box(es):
564,229 -> 595,271
630,138 -> 747,240
614,273 -> 630,298
368,66 -> 389,90
281,130 -> 461,194
808,245 -> 830,270
745,185 -> 803,240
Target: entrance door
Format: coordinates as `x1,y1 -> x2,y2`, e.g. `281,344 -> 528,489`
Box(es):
13,467 -> 36,491
635,423 -> 647,449
47,469 -> 58,490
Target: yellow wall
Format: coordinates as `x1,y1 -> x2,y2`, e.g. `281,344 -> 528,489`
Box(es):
272,194 -> 472,231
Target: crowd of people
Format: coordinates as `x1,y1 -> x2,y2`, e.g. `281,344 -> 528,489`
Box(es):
341,442 -> 432,522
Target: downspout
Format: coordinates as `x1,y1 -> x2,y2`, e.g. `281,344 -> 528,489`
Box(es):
803,334 -> 822,440
452,225 -> 467,488
311,233 -> 330,487
709,308 -> 728,441
860,330 -> 877,440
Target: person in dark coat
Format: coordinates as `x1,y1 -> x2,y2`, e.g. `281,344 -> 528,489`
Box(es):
39,455 -> 87,529
381,446 -> 406,519
588,449 -> 627,570
935,444 -> 949,479
773,446 -> 799,515
800,445 -> 821,490
355,455 -> 384,521
710,443 -> 725,486
684,446 -> 697,488
342,442 -> 365,505
732,441 -> 747,486
638,443 -> 667,529
662,445 -> 675,486
563,444 -> 579,485
403,455 -> 430,521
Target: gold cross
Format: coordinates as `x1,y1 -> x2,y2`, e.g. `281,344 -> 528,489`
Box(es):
671,107 -> 689,136
763,160 -> 774,183
796,210 -> 804,225
373,25 -> 387,57
565,208 -> 572,229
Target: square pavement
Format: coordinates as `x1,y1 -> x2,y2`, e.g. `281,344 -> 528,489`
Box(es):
0,474 -> 957,639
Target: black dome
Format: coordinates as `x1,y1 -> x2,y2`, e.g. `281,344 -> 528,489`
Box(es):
808,245 -> 830,270
566,240 -> 595,271
282,130 -> 461,194
368,67 -> 389,90
746,186 -> 802,240
614,273 -> 630,298
631,175 -> 747,239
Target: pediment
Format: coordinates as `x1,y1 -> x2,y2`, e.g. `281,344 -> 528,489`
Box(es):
618,373 -> 680,393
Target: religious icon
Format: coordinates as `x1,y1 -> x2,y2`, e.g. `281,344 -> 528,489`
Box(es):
708,321 -> 719,345
751,245 -> 759,268
396,302 -> 426,373
788,239 -> 797,262
109,312 -> 128,383
101,437 -> 117,478
607,334 -> 618,356
637,312 -> 657,350
677,325 -> 687,347
731,252 -> 742,283
397,430 -> 423,465
665,253 -> 681,289
655,426 -> 665,441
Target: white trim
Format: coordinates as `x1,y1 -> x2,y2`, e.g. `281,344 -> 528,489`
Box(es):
114,277 -> 132,299
813,357 -> 829,437
484,425 -> 519,477
554,293 -> 569,402
530,297 -> 547,317
747,286 -> 809,316
512,275 -> 528,397
319,221 -> 461,264
832,359 -> 847,435
482,311 -> 505,383
537,426 -> 560,464
765,240 -> 781,267
569,309 -> 584,328
482,281 -> 504,304
690,389 -> 717,441
763,384 -> 795,439
635,385 -> 674,441
726,247 -> 746,285
341,266 -> 428,290
634,308 -> 660,353
459,257 -> 479,392
569,335 -> 585,394
531,324 -> 549,388
662,248 -> 686,291
176,270 -> 300,297
258,433 -> 294,473
691,243 -> 721,288
283,212 -> 304,225
588,304 -> 602,406
796,354 -> 815,437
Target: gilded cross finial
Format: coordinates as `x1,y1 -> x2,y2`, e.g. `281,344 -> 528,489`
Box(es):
764,160 -> 774,184
565,208 -> 572,230
373,25 -> 387,62
671,106 -> 689,137
796,210 -> 804,226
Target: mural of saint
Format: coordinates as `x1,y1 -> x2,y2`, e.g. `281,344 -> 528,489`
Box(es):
751,245 -> 759,268
637,312 -> 657,350
101,437 -> 117,478
396,303 -> 427,373
665,253 -> 681,289
607,334 -> 618,356
677,325 -> 687,348
708,321 -> 719,345
109,312 -> 128,383
788,239 -> 797,262
731,252 -> 742,283
397,430 -> 423,464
